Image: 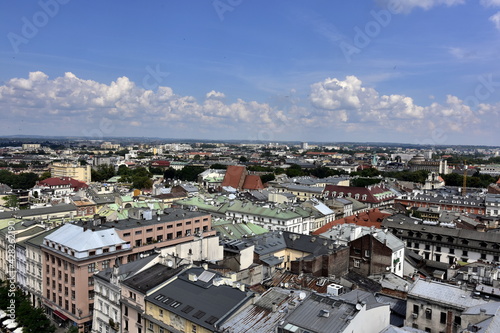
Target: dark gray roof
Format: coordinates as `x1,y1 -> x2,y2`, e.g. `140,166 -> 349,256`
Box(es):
0,204 -> 77,219
76,208 -> 209,231
95,253 -> 159,283
146,267 -> 252,331
383,214 -> 500,243
279,291 -> 387,333
122,263 -> 184,293
24,227 -> 61,248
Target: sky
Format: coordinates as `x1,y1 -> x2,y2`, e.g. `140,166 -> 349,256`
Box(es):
1,0 -> 500,146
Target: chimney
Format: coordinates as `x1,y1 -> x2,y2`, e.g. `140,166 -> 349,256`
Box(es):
188,273 -> 198,282
202,263 -> 208,270
272,302 -> 278,312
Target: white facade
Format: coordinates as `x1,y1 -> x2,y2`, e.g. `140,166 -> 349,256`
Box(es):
159,235 -> 223,262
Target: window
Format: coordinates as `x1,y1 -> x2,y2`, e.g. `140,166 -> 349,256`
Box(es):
71,290 -> 75,299
102,260 -> 110,269
124,306 -> 128,316
413,304 -> 419,314
146,228 -> 153,233
148,322 -> 154,330
176,231 -> 182,238
88,263 -> 96,273
71,277 -> 75,286
88,277 -> 94,286
157,226 -> 163,231
159,309 -> 163,317
440,312 -> 446,324
425,308 -> 432,320
462,250 -> 468,257
353,259 -> 360,268
449,248 -> 455,254
135,230 -> 142,235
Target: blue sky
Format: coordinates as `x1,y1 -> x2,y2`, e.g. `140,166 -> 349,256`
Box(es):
1,0 -> 500,146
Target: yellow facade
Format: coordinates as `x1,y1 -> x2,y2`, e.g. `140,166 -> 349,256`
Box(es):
51,162 -> 92,184
145,301 -> 212,333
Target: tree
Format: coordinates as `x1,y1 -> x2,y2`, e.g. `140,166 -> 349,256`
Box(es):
260,173 -> 275,184
163,167 -> 177,180
285,164 -> 304,177
177,166 -> 205,181
239,156 -> 248,163
351,178 -> 382,187
39,171 -> 51,180
2,195 -> 18,208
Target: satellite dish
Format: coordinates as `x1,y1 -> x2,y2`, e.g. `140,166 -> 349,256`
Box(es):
299,292 -> 306,300
167,260 -> 173,267
356,303 -> 363,311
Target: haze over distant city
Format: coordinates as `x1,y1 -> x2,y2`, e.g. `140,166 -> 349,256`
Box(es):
1,1 -> 500,146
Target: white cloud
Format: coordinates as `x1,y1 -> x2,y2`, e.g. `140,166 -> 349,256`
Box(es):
205,90 -> 226,99
489,11 -> 500,30
0,72 -> 284,138
481,0 -> 500,7
0,71 -> 498,145
376,0 -> 465,14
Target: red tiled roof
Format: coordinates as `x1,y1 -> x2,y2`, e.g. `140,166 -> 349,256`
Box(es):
242,175 -> 264,190
151,160 -> 170,167
38,177 -> 88,189
221,165 -> 246,189
312,208 -> 391,235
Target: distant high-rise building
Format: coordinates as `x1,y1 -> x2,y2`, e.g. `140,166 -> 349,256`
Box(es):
301,142 -> 308,150
51,162 -> 92,184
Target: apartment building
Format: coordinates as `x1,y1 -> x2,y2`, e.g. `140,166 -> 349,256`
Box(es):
383,214 -> 500,266
144,266 -> 254,333
41,208 -> 215,332
51,162 -> 92,184
42,224 -> 131,332
92,254 -> 160,333
406,279 -> 492,332
395,193 -> 486,215
121,263 -> 186,333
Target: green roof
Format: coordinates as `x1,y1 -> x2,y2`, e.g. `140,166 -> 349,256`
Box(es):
212,218 -> 268,240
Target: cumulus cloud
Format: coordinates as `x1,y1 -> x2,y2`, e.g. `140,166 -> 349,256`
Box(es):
205,90 -> 226,99
1,71 -> 498,144
376,0 -> 465,14
308,75 -> 489,137
489,11 -> 500,29
0,72 -> 283,138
